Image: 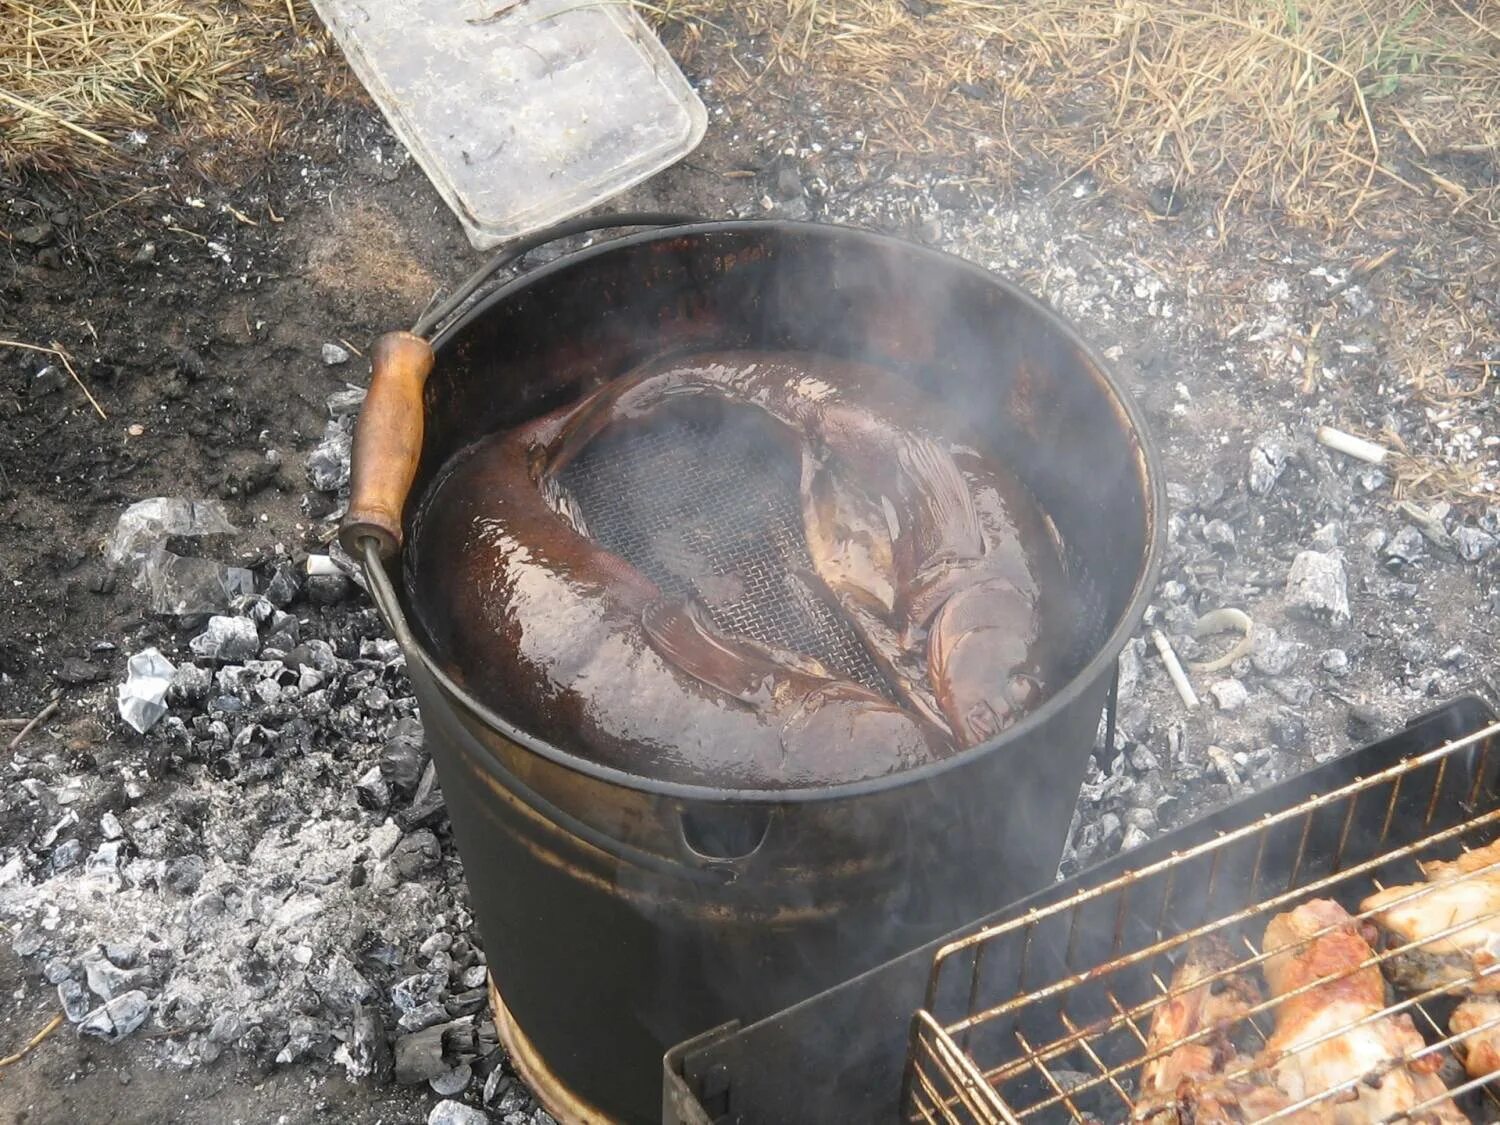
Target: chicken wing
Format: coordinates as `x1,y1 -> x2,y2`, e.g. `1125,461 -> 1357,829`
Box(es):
1362,838 -> 1500,1082
1133,937 -> 1266,1124
1259,899 -> 1464,1124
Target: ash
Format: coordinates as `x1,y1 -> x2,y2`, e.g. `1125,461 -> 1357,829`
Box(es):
0,432 -> 554,1122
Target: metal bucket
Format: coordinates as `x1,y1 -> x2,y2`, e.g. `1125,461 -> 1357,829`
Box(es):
343,219 -> 1164,1123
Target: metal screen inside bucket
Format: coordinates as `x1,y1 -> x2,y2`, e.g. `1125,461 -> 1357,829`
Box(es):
558,403 -> 893,692
557,399 -> 1108,703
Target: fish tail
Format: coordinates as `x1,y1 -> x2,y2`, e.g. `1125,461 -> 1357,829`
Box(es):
898,435 -> 984,563
538,473 -> 590,538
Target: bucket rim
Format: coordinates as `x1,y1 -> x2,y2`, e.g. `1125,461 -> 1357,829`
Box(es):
379,218 -> 1167,805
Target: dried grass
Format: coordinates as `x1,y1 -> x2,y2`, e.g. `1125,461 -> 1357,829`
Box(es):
0,0 -> 345,178
655,0 -> 1500,224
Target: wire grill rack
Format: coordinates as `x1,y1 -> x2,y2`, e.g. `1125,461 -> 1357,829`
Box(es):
903,719 -> 1500,1124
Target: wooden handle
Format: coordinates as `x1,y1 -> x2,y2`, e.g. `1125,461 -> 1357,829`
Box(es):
339,331 -> 436,562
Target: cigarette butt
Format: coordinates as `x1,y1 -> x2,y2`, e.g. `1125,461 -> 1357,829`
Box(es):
1152,628 -> 1200,709
1317,426 -> 1388,465
306,554 -> 342,576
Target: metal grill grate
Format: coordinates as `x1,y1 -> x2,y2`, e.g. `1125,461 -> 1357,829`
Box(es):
558,403 -> 891,692
903,721 -> 1500,1124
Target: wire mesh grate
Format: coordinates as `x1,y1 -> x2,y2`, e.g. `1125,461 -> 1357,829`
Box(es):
903,722 -> 1500,1124
558,403 -> 891,692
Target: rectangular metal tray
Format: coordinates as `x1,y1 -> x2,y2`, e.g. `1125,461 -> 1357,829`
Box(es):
663,695 -> 1500,1125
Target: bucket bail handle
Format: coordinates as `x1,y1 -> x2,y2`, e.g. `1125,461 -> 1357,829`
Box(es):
340,330 -> 435,562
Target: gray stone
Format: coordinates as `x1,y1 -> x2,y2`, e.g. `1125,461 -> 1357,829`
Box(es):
1321,648 -> 1350,673
1203,520 -> 1236,550
59,977 -> 92,1021
393,971 -> 444,1013
52,839 -> 84,870
105,942 -> 139,972
190,616 -> 260,662
380,718 -> 427,796
308,419 -> 353,492
1162,604 -> 1198,638
43,958 -> 74,985
398,1001 -> 449,1032
400,761 -> 446,829
484,1068 -> 510,1105
394,1016 -> 475,1085
1209,679 -> 1249,712
1268,712 -> 1307,750
208,1012 -> 242,1043
1250,628 -> 1299,677
56,657 -> 103,684
355,765 -> 390,810
444,988 -> 487,1018
1098,812 -> 1123,849
168,660 -> 214,705
1196,471 -> 1230,509
1399,636 -> 1433,664
1123,807 -> 1158,833
276,1015 -> 329,1064
1121,825 -> 1150,852
461,964 -> 489,990
233,594 -> 276,625
79,990 -> 150,1041
327,385 -> 367,417
1456,526 -> 1497,562
339,1004 -> 393,1082
1383,526 -> 1426,566
163,855 -> 205,895
321,343 -> 352,366
1248,435 -> 1288,495
391,829 -> 441,880
265,562 -> 303,608
1286,551 -> 1350,621
85,955 -> 151,1000
1269,677 -> 1314,706
314,953 -> 374,1016
428,1100 -> 490,1125
430,1063 -> 473,1096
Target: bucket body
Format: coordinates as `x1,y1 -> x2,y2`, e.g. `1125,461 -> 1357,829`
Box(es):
374,222 -> 1163,1123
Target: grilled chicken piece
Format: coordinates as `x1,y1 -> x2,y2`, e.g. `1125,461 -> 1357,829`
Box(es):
1133,937 -> 1265,1123
1361,838 -> 1500,995
1362,838 -> 1500,1082
1450,997 -> 1500,1080
1258,899 -> 1465,1124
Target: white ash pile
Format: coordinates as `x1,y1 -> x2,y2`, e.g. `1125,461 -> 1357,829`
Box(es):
1,488 -> 555,1124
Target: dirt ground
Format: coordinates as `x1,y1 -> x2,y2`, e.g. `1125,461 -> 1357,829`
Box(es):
1,4 -> 1498,1122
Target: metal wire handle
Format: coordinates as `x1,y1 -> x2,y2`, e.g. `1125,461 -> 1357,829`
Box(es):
411,211 -> 699,340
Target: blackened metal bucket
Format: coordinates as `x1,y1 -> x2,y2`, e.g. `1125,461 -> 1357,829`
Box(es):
342,219 -> 1164,1123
